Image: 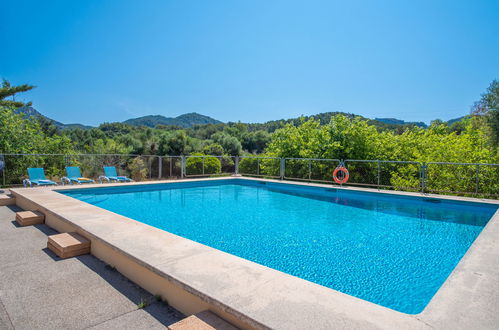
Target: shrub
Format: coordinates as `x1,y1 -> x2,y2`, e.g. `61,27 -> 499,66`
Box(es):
186,153 -> 221,175
128,157 -> 148,181
238,157 -> 259,175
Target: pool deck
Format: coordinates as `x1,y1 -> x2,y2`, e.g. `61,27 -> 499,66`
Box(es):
8,177 -> 499,329
0,203 -> 184,330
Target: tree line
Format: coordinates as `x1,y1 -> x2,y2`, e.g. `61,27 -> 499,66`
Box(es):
1,78 -> 497,196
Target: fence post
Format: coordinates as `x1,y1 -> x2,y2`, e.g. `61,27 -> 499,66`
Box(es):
169,157 -> 173,177
475,164 -> 480,195
377,160 -> 380,190
235,156 -> 239,175
420,162 -> 427,193
181,156 -> 186,178
280,158 -> 285,180
308,159 -> 311,181
0,154 -> 5,187
158,156 -> 162,179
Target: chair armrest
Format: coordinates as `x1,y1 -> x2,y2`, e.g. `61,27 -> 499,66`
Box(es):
98,176 -> 110,184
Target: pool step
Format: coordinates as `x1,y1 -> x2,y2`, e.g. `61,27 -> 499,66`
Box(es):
47,232 -> 91,259
167,310 -> 238,330
0,194 -> 15,206
15,210 -> 45,226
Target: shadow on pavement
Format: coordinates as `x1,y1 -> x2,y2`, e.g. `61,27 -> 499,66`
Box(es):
3,204 -> 184,327
76,254 -> 184,325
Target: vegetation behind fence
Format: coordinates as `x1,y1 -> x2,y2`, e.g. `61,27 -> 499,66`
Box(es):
2,153 -> 497,199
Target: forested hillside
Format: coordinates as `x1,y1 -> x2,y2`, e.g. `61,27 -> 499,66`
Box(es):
123,113 -> 222,128
1,78 -> 497,195
1,78 -> 497,160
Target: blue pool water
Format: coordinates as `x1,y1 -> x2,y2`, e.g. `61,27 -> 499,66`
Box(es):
60,180 -> 497,314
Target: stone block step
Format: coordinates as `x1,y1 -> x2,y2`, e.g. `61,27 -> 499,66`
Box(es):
0,194 -> 16,206
47,232 -> 91,259
168,310 -> 238,330
16,210 -> 45,226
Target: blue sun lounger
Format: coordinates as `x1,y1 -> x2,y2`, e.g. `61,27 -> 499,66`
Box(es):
23,168 -> 57,187
99,166 -> 133,183
62,166 -> 95,185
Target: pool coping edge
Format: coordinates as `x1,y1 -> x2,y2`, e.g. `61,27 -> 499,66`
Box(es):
9,177 -> 499,329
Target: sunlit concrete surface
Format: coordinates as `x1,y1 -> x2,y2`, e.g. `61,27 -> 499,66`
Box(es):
0,204 -> 183,330
8,177 -> 499,329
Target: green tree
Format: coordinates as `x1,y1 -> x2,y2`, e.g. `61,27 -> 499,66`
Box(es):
242,131 -> 271,153
0,79 -> 35,108
211,132 -> 243,155
472,79 -> 499,148
202,143 -> 224,156
85,138 -> 133,154
0,107 -> 75,184
223,122 -> 248,140
117,135 -> 143,154
159,131 -> 192,155
263,114 -> 498,195
266,115 -> 382,160
0,107 -> 73,154
38,116 -> 60,137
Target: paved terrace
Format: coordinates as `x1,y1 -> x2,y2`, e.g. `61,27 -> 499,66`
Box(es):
3,178 -> 499,329
0,203 -> 184,330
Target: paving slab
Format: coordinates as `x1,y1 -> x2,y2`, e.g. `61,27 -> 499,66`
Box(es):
0,206 -> 59,268
0,205 -> 184,330
0,298 -> 14,330
88,306 -> 179,330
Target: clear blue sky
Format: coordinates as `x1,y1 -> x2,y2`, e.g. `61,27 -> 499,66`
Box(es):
2,0 -> 498,126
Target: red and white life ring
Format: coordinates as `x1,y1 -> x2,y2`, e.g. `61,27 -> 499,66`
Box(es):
333,166 -> 349,184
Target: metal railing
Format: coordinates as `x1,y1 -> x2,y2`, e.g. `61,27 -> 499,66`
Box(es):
425,162 -> 499,197
344,160 -> 422,191
0,153 -> 497,198
0,153 -> 182,187
238,156 -> 281,178
284,158 -> 341,182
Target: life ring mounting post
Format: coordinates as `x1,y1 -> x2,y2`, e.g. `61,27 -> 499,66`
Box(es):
333,165 -> 349,184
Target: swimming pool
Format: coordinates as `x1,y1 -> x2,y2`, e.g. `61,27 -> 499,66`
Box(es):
60,179 -> 498,314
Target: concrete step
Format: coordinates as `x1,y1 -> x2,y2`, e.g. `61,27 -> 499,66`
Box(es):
0,194 -> 15,206
47,232 -> 91,259
15,210 -> 45,226
168,311 -> 238,330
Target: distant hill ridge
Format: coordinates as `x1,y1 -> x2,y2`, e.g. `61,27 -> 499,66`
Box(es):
13,106 -> 467,131
123,113 -> 222,128
13,108 -> 221,129
374,118 -> 427,128
241,112 -> 430,132
14,107 -> 92,130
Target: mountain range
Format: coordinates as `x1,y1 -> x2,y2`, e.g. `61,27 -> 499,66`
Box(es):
123,113 -> 222,128
14,107 -> 93,130
15,107 -> 221,130
374,118 -> 427,128
14,106 -> 466,131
